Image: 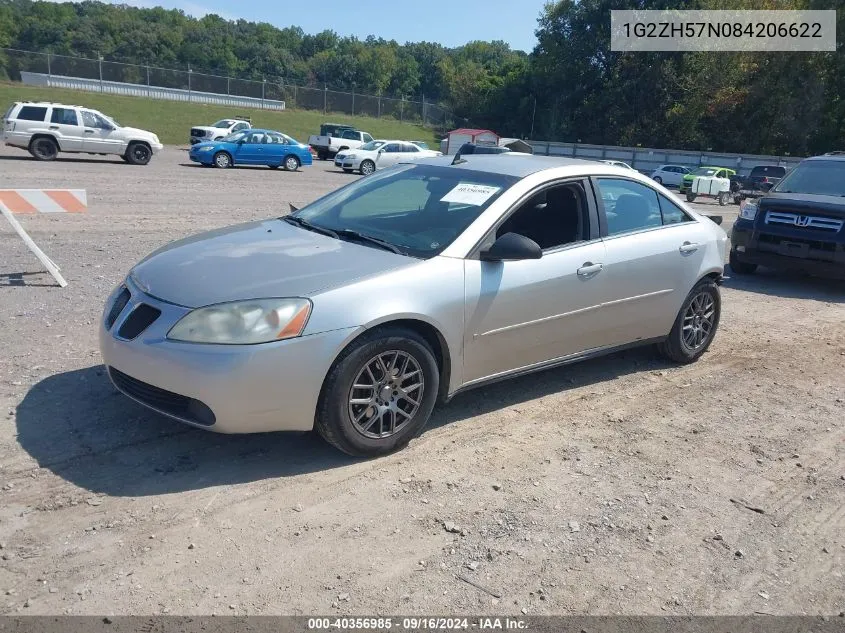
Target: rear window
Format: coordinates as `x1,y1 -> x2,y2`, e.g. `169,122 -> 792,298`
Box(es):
772,160 -> 845,197
750,166 -> 786,177
15,106 -> 48,121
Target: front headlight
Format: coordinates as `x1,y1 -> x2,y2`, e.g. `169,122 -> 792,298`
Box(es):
167,298 -> 311,344
346,154 -> 357,160
199,145 -> 214,152
739,201 -> 758,221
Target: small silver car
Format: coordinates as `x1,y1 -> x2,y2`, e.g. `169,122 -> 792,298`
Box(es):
101,156 -> 728,456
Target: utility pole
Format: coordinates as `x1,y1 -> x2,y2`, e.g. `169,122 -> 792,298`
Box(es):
97,52 -> 103,92
323,82 -> 327,114
188,67 -> 192,102
530,96 -> 537,139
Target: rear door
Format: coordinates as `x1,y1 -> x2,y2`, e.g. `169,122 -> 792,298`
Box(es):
263,132 -> 288,165
236,131 -> 267,164
592,177 -> 704,345
47,106 -> 83,151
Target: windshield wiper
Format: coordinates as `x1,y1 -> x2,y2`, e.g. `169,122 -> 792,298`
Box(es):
281,215 -> 339,238
335,229 -> 404,254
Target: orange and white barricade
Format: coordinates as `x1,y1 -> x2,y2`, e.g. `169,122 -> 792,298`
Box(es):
0,189 -> 88,287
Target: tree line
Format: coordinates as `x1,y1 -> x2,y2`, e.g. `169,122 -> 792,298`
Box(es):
1,0 -> 843,155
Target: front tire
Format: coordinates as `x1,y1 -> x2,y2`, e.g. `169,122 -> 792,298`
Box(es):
360,160 -> 376,176
315,328 -> 440,457
125,142 -> 152,165
29,137 -> 58,161
213,151 -> 232,168
653,176 -> 663,185
718,191 -> 730,206
658,278 -> 721,364
686,192 -> 697,202
729,249 -> 757,275
284,155 -> 300,172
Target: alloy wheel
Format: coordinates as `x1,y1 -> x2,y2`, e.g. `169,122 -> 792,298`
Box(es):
347,350 -> 424,439
682,291 -> 716,352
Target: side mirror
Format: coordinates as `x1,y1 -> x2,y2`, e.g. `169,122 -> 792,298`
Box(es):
480,232 -> 542,262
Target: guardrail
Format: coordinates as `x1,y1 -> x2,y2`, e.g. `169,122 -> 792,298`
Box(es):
21,72 -> 286,111
527,140 -> 804,177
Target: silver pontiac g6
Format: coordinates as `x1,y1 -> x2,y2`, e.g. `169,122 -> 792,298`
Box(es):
100,156 -> 728,456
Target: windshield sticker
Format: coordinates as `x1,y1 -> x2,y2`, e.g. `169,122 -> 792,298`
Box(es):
440,183 -> 501,206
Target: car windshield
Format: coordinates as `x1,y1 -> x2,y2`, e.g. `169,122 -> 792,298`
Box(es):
290,164 -> 518,258
750,166 -> 786,177
213,120 -> 235,128
360,141 -> 386,151
692,167 -> 718,176
221,131 -> 248,143
772,160 -> 845,196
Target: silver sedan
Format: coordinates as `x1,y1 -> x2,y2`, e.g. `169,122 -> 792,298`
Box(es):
100,155 -> 728,456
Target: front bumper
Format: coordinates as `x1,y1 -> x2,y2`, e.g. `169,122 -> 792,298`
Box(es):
99,278 -> 362,433
731,220 -> 845,279
189,149 -> 214,164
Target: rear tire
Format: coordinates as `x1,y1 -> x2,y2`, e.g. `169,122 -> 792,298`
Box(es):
658,278 -> 721,365
653,176 -> 663,185
315,328 -> 440,457
686,192 -> 697,202
718,191 -> 729,206
29,136 -> 58,161
125,142 -> 152,166
729,249 -> 757,275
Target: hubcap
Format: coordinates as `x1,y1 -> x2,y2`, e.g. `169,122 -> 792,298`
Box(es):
133,146 -> 149,161
682,291 -> 716,352
348,350 -> 424,439
362,162 -> 373,175
217,154 -> 229,167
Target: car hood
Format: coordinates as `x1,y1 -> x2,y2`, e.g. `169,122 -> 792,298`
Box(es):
121,126 -> 158,140
129,219 -> 418,308
192,126 -> 220,133
759,192 -> 845,217
190,140 -> 223,150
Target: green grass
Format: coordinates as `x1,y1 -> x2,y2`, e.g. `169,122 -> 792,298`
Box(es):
0,82 -> 441,147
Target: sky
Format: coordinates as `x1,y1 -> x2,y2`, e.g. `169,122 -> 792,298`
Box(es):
95,0 -> 549,52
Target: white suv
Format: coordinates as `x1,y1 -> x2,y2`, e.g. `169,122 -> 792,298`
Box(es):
2,101 -> 163,165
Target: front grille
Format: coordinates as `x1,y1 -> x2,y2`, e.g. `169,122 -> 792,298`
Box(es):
108,368 -> 216,426
105,287 -> 131,330
117,304 -> 161,340
190,128 -> 206,137
765,211 -> 844,232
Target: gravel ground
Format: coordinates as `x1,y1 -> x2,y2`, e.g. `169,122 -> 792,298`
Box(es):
0,146 -> 843,616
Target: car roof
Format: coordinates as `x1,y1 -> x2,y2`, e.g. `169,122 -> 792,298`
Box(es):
407,154 -> 612,178
805,154 -> 845,162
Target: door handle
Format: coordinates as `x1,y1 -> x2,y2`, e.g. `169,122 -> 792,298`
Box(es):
49,125 -> 59,130
84,129 -> 95,134
577,262 -> 603,277
679,241 -> 699,254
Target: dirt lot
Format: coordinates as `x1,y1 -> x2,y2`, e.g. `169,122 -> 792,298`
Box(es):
0,146 -> 842,616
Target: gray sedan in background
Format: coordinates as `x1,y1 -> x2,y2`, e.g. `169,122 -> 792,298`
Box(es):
100,155 -> 728,456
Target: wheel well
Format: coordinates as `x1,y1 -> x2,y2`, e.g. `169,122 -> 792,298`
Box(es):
128,140 -> 150,148
338,146 -> 349,152
328,319 -> 452,404
29,133 -> 58,148
701,271 -> 724,285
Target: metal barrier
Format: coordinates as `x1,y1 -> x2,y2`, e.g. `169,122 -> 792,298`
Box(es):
20,72 -> 286,111
528,140 -> 804,177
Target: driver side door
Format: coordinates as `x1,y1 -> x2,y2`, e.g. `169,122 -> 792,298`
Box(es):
462,179 -> 609,385
376,143 -> 403,169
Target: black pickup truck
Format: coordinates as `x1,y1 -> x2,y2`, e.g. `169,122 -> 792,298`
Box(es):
729,155 -> 845,279
731,165 -> 787,203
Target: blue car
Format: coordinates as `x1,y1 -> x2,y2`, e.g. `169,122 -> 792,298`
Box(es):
189,128 -> 313,171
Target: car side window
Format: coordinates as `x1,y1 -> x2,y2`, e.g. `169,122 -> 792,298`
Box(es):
495,182 -> 588,251
50,107 -> 79,126
383,143 -> 401,153
246,132 -> 266,144
81,111 -> 98,127
233,122 -> 249,131
596,178 -> 662,236
404,143 -> 419,153
266,132 -> 285,144
16,106 -> 48,121
658,194 -> 693,225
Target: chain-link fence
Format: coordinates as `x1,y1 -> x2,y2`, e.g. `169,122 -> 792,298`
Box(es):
0,48 -> 464,130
